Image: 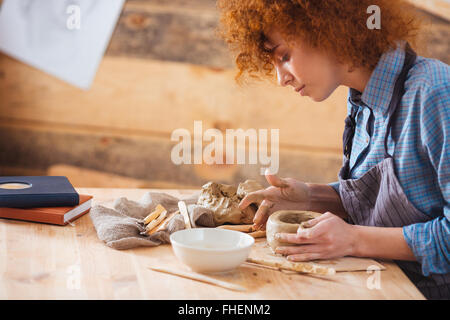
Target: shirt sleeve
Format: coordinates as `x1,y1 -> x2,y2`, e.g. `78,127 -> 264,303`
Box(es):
402,82 -> 450,276
328,181 -> 340,195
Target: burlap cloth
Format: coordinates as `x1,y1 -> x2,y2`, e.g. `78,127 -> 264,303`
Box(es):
89,191 -> 216,250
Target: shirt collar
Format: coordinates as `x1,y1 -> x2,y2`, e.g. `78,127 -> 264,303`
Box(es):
351,44 -> 406,116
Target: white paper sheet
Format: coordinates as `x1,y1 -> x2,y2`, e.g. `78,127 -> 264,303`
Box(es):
0,0 -> 125,89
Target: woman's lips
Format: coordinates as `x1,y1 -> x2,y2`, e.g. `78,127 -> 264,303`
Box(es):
296,85 -> 306,96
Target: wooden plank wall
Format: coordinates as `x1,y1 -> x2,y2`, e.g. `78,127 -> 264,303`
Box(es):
0,0 -> 448,188
408,0 -> 450,22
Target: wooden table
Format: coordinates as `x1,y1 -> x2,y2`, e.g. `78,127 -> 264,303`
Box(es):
0,188 -> 425,299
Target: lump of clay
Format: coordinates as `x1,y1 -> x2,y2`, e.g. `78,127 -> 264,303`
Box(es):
197,180 -> 263,226
266,210 -> 322,252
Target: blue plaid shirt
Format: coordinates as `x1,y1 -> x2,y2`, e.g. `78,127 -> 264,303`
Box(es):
330,46 -> 450,276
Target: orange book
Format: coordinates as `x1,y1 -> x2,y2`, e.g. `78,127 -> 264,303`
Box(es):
0,194 -> 93,225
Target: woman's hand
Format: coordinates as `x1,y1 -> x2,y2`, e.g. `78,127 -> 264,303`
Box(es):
275,212 -> 356,261
239,169 -> 311,230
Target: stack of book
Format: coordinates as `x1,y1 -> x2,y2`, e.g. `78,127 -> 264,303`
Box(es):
0,176 -> 92,225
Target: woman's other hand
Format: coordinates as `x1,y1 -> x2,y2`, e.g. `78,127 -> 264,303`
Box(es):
239,169 -> 311,230
275,212 -> 356,261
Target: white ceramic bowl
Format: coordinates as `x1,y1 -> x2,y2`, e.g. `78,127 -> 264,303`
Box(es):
170,228 -> 255,273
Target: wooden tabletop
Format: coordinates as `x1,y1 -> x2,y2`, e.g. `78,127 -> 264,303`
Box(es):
0,188 -> 425,299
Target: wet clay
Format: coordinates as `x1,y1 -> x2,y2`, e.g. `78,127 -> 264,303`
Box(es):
197,180 -> 264,226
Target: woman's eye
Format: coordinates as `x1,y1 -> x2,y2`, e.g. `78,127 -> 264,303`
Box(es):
280,54 -> 289,62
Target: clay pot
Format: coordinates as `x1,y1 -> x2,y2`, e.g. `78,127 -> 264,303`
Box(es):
266,210 -> 322,252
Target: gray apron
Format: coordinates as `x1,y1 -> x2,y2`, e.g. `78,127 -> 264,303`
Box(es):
338,44 -> 450,299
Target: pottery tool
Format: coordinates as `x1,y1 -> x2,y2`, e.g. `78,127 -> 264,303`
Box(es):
178,201 -> 191,229
148,266 -> 246,292
246,256 -> 336,275
147,210 -> 179,235
217,224 -> 254,233
143,204 -> 166,225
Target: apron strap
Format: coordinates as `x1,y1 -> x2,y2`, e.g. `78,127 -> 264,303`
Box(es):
343,95 -> 359,159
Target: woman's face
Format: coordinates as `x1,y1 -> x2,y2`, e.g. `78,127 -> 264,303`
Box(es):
264,30 -> 344,102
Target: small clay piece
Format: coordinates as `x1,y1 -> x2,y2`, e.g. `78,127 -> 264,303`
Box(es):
197,180 -> 263,226
266,210 -> 322,252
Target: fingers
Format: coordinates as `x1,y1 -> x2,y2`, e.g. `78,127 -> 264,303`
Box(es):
238,190 -> 266,210
252,199 -> 273,229
253,222 -> 266,231
276,219 -> 329,244
275,231 -> 317,245
265,171 -> 289,188
301,211 -> 333,229
273,212 -> 346,262
286,253 -> 324,262
275,245 -> 324,256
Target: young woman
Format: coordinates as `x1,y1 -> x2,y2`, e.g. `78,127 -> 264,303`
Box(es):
217,0 -> 449,299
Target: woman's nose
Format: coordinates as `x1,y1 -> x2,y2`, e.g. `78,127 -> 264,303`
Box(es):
276,66 -> 292,87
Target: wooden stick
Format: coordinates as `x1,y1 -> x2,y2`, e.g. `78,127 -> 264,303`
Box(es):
246,257 -> 335,275
147,266 -> 246,292
145,209 -> 167,234
217,224 -> 254,233
243,261 -> 299,274
243,261 -> 279,270
143,204 -> 166,225
178,201 -> 191,229
147,210 -> 179,235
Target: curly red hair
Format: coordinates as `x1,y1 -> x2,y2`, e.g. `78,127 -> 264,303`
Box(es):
217,0 -> 421,83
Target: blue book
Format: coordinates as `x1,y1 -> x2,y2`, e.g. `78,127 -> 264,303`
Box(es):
0,176 -> 79,208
